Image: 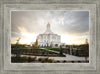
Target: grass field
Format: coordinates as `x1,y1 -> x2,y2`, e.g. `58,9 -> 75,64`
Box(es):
38,48 -> 48,51
20,46 -> 32,49
46,48 -> 60,51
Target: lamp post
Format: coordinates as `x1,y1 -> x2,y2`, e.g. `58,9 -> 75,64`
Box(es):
70,45 -> 73,55
15,37 -> 21,58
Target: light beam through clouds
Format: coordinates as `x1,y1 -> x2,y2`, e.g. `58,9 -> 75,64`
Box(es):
11,11 -> 89,45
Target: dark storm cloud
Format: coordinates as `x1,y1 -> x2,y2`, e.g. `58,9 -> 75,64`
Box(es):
52,11 -> 89,35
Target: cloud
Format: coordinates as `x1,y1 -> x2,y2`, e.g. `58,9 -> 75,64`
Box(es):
51,11 -> 89,35
11,11 -> 89,44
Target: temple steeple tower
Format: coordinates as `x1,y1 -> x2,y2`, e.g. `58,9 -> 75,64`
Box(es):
37,22 -> 61,47
44,22 -> 54,34
47,22 -> 50,31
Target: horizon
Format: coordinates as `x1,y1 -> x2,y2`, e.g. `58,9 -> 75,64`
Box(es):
11,11 -> 89,45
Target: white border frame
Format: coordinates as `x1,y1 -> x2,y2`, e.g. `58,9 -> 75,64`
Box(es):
3,4 -> 96,71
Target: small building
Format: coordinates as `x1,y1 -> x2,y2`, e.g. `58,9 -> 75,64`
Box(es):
37,22 -> 61,47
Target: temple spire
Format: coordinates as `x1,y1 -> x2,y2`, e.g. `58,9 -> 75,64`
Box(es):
48,22 -> 50,24
44,22 -> 54,34
47,22 -> 50,30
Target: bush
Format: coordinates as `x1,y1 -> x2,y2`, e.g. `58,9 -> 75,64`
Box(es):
11,56 -> 17,62
78,61 -> 81,63
27,57 -> 36,62
11,56 -> 37,63
22,56 -> 28,62
56,60 -> 60,63
38,58 -> 45,63
33,57 -> 37,61
11,56 -> 24,63
63,60 -> 66,63
28,57 -> 32,62
48,59 -> 54,63
62,55 -> 66,57
45,58 -> 49,61
40,58 -> 45,63
38,58 -> 55,63
38,58 -> 42,61
71,61 -> 74,63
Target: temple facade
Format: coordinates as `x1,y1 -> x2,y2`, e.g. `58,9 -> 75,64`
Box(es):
37,23 -> 61,47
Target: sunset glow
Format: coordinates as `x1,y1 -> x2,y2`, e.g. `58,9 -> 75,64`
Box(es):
11,31 -> 88,45
11,11 -> 89,45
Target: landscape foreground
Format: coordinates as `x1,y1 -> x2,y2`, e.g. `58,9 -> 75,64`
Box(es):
11,43 -> 89,63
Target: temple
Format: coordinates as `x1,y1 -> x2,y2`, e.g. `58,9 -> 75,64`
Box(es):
37,22 -> 61,47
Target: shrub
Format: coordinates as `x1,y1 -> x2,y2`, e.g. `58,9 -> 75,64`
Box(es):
11,56 -> 23,63
11,56 -> 37,63
41,58 -> 45,63
78,61 -> 81,63
63,60 -> 66,63
33,57 -> 37,61
48,59 -> 54,63
56,60 -> 60,63
22,56 -> 28,62
72,61 -> 74,63
28,57 -> 32,62
38,58 -> 42,61
27,57 -> 36,62
11,56 -> 17,62
38,58 -> 45,63
38,57 -> 55,63
44,58 -> 49,61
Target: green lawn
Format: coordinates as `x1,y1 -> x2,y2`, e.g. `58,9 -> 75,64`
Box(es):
38,48 -> 60,52
38,48 -> 48,51
46,48 -> 60,52
19,47 -> 60,52
20,46 -> 32,49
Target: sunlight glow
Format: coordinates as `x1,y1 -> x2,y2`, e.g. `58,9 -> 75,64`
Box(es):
14,27 -> 38,45
11,26 -> 88,45
11,11 -> 89,45
61,34 -> 88,45
19,32 -> 37,44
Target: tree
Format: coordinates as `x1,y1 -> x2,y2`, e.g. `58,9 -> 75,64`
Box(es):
60,45 -> 63,55
75,50 -> 79,56
33,39 -> 38,48
35,39 -> 38,46
16,37 -> 21,45
85,39 -> 88,44
15,37 -> 21,59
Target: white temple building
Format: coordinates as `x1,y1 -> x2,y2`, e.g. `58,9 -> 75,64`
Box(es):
37,22 -> 61,47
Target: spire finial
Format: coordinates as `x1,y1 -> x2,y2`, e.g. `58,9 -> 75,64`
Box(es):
48,22 -> 50,25
44,22 -> 53,34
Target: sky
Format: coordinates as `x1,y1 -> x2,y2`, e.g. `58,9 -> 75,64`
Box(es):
11,11 -> 89,45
